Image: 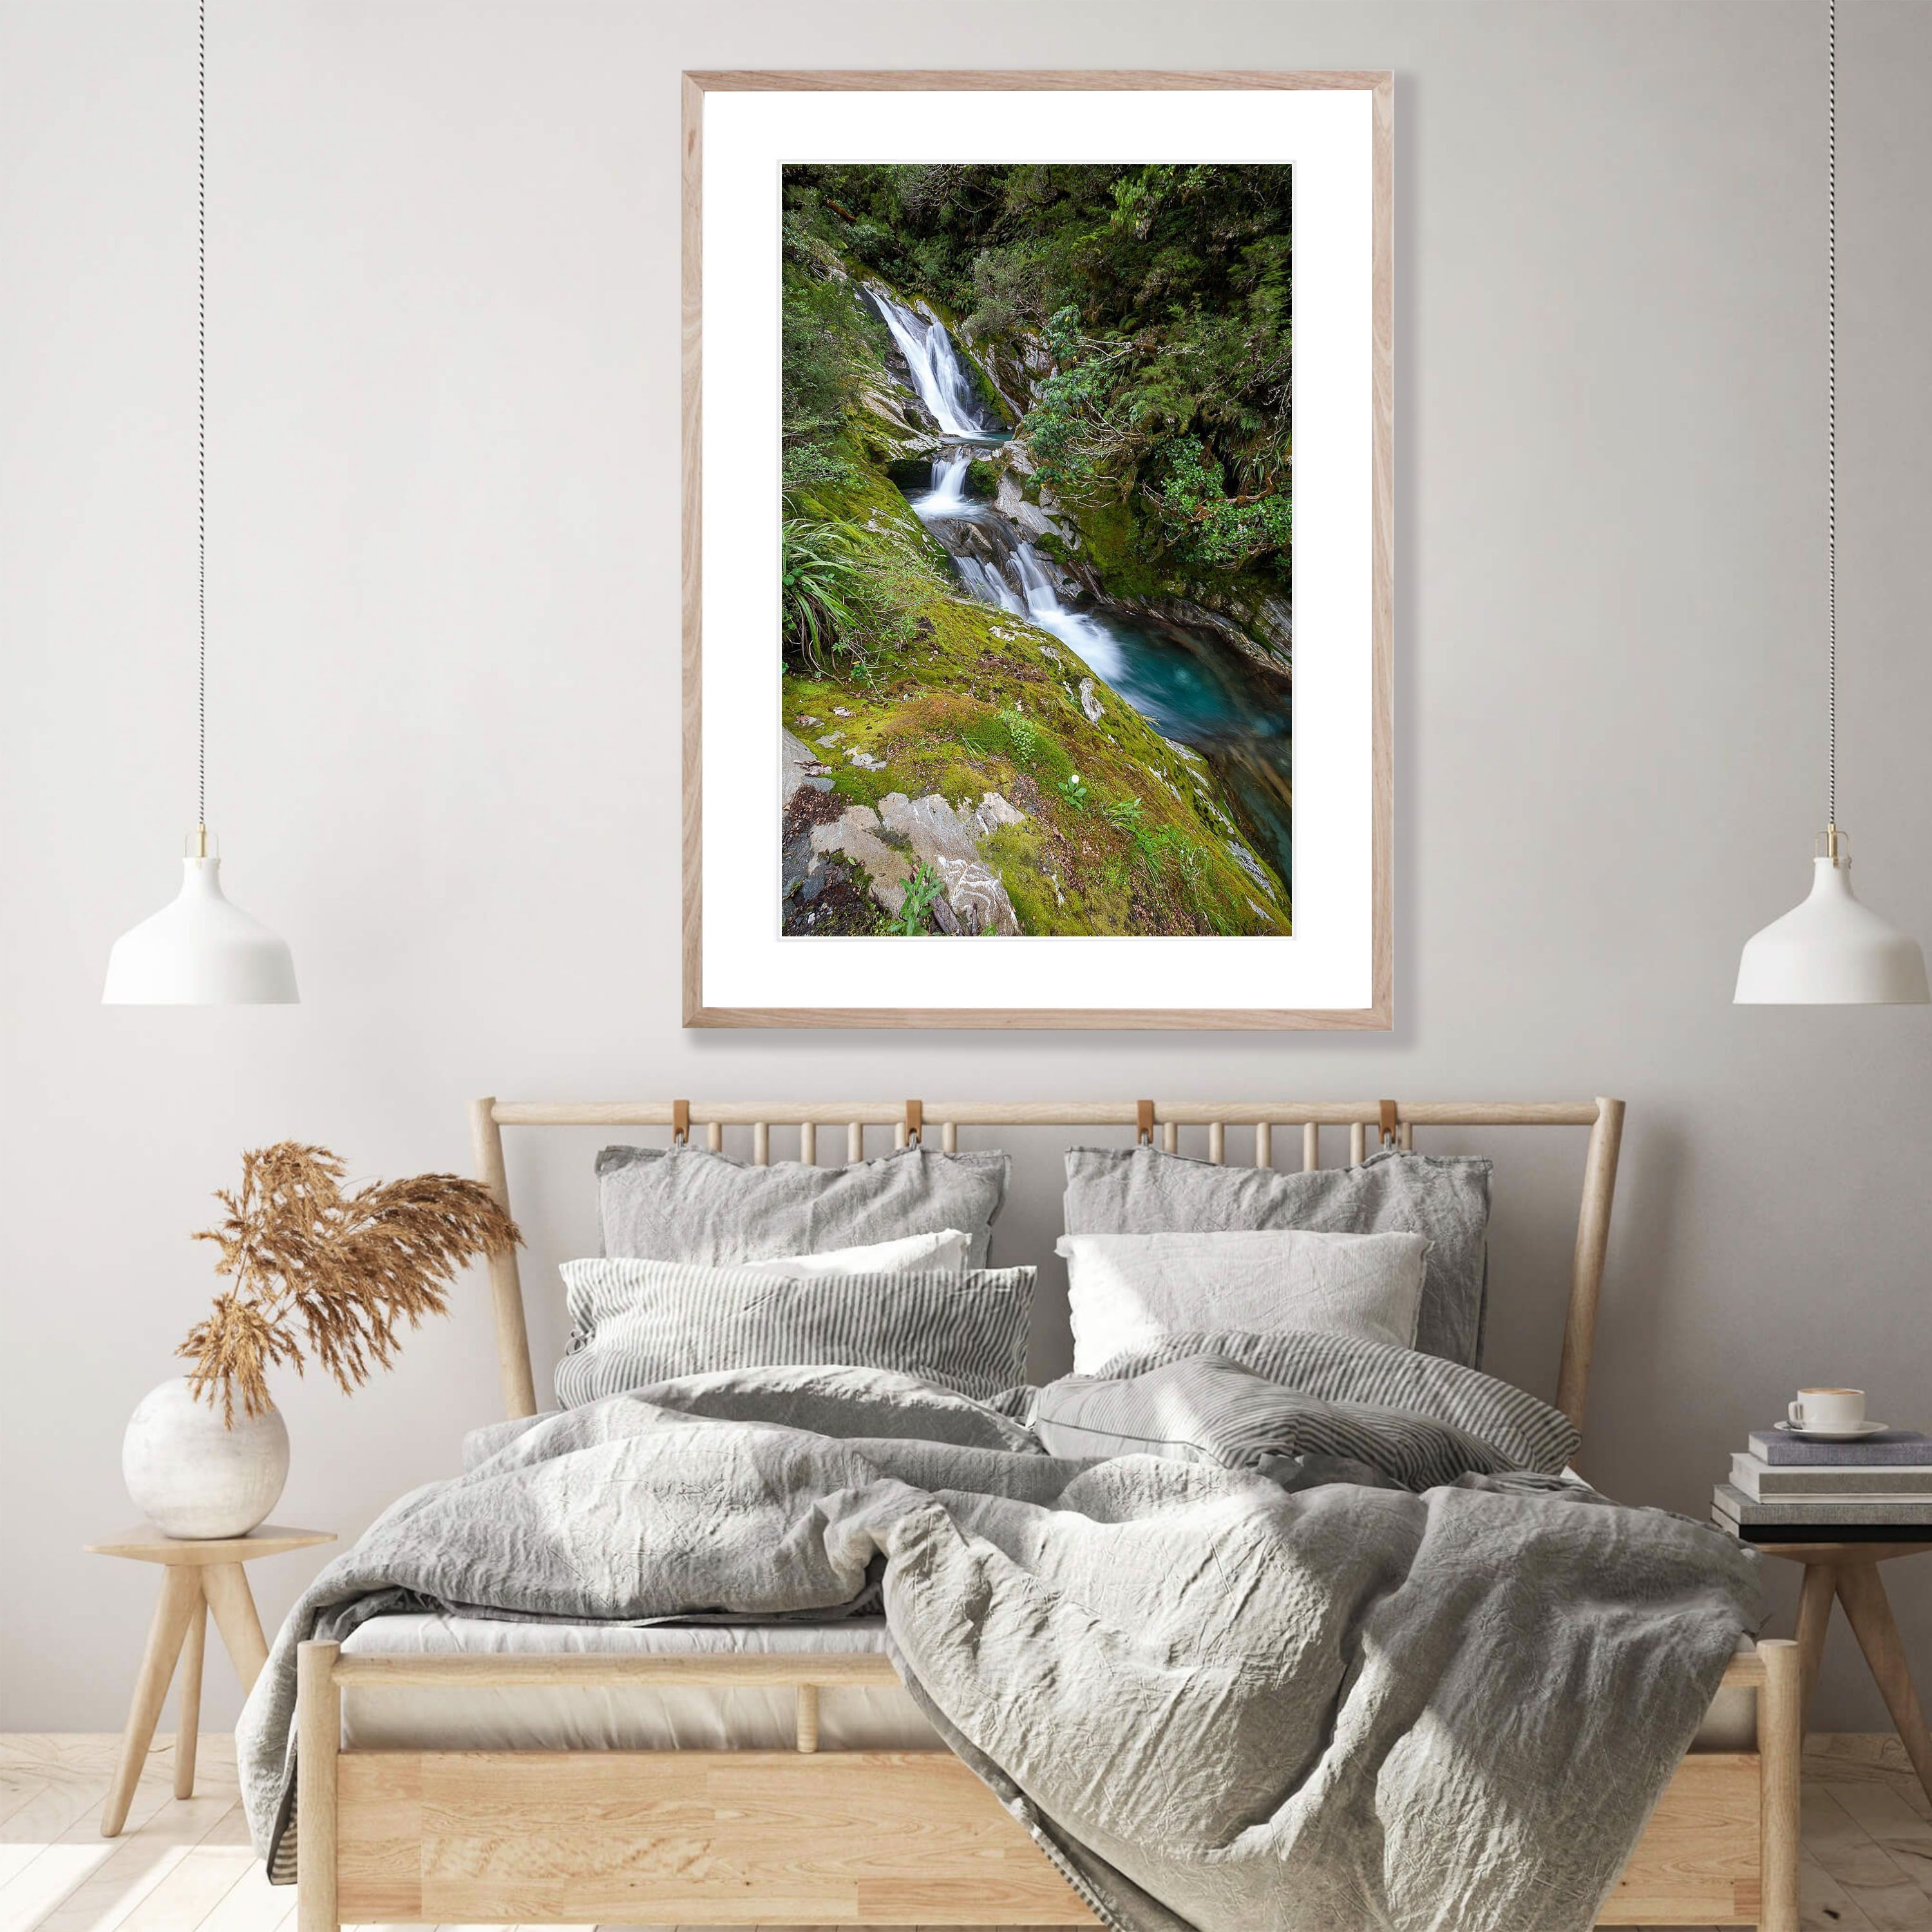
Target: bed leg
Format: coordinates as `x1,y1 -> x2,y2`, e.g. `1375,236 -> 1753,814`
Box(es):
298,1640 -> 341,1932
1759,1637 -> 1800,1932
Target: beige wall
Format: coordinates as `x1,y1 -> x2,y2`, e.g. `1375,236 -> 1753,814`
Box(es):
3,0 -> 1929,1732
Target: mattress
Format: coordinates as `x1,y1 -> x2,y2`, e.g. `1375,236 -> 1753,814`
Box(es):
339,1612 -> 1758,1754
339,1614 -> 940,1752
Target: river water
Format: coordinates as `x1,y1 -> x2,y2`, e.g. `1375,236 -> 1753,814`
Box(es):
905,451 -> 1293,898
867,290 -> 1293,897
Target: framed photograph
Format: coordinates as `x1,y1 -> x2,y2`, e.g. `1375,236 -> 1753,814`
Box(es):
683,70 -> 1391,1028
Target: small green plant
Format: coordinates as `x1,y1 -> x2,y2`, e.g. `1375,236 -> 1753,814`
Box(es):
890,862 -> 945,935
1058,770 -> 1091,811
1101,796 -> 1143,832
1153,435 -> 1292,569
781,518 -> 863,670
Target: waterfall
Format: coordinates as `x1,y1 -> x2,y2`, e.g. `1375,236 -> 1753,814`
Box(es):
1012,542 -> 1121,668
882,440 -> 1294,900
871,290 -> 987,437
910,462 -> 1113,645
954,555 -> 1027,617
914,450 -> 974,517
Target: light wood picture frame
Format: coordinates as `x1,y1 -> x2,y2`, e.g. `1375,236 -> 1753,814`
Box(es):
681,71 -> 1394,1029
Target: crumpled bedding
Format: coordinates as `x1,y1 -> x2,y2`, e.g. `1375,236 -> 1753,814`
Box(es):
238,1350 -> 1761,1932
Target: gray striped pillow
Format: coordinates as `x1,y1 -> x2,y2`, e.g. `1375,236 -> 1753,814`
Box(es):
1029,1355 -> 1531,1492
556,1258 -> 1036,1408
1079,1329 -> 1579,1475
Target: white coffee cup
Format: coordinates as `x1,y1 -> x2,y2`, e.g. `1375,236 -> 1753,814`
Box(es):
1788,1387 -> 1866,1433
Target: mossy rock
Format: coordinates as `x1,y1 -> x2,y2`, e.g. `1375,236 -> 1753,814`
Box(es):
1059,489 -> 1168,602
965,459 -> 1001,500
954,342 -> 1012,428
778,388 -> 1291,937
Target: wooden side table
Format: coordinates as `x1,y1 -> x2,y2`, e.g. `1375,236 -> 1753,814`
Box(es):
1754,1537 -> 1932,1804
87,1521 -> 334,1837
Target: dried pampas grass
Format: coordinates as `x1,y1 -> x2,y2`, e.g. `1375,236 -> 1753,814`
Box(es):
180,1142 -> 522,1425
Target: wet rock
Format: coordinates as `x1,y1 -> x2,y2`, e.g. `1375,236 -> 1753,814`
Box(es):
1078,678 -> 1104,724
878,793 -> 1023,936
811,805 -> 912,912
1227,841 -> 1277,896
996,468 -> 1072,544
969,791 -> 1027,840
858,386 -> 938,444
810,795 -> 1021,935
782,779 -> 856,930
782,729 -> 834,805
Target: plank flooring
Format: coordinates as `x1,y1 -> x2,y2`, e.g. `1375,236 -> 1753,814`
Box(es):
4,1734 -> 1929,1932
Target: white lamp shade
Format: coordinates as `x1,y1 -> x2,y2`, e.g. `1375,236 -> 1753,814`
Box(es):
1734,855 -> 1929,1005
102,855 -> 299,1005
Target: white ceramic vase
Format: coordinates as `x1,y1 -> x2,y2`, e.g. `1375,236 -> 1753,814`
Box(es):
122,1377 -> 289,1539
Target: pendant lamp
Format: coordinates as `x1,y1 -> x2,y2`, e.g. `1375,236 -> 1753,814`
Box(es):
1734,0 -> 1927,1006
104,0 -> 298,1006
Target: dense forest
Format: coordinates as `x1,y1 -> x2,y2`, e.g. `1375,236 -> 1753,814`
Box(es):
779,162 -> 1294,940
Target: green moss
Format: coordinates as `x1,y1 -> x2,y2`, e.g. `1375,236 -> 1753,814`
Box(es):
1060,489 -> 1167,601
828,765 -> 897,810
934,759 -> 998,803
951,339 -> 1011,428
776,348 -> 1291,938
965,459 -> 1000,500
983,824 -> 1053,934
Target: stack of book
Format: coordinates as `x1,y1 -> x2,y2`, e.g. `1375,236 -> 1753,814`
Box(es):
1714,1429 -> 1932,1540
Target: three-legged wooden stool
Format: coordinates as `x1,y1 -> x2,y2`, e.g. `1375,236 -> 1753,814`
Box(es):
87,1522 -> 334,1837
1762,1538 -> 1932,1803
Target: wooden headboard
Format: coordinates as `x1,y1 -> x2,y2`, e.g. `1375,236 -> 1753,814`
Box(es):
469,1096 -> 1625,1441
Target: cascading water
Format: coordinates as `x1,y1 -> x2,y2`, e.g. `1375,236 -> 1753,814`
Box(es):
913,450 -> 974,518
870,290 -> 989,438
898,447 -> 1294,895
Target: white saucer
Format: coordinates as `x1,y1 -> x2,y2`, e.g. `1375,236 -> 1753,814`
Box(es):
1775,1419 -> 1890,1441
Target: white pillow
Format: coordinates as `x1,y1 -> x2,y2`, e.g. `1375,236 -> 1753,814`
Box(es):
1054,1228 -> 1430,1373
733,1227 -> 971,1278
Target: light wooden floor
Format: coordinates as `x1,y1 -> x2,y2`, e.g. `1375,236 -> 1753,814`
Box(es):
4,1733 -> 1929,1932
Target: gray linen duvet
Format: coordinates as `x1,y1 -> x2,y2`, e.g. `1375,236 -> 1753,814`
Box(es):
237,1350 -> 1761,1932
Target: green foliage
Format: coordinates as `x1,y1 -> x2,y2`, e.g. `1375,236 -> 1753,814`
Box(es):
960,706 -> 1075,785
783,160 -> 1293,586
782,503 -> 952,674
773,162 -> 1296,939
1152,437 -> 1292,569
890,862 -> 945,935
782,441 -> 857,497
781,519 -> 864,670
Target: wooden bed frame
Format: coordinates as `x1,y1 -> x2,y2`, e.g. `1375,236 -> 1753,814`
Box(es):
294,1096 -> 1799,1931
